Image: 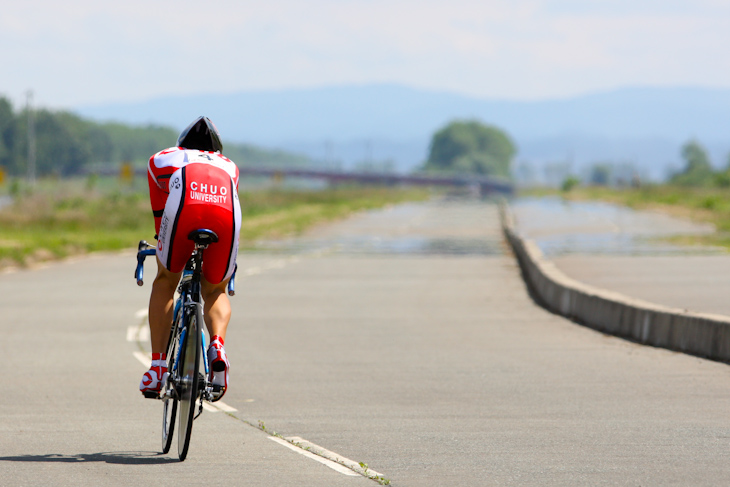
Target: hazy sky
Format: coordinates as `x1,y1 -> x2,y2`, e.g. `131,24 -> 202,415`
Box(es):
4,0 -> 730,108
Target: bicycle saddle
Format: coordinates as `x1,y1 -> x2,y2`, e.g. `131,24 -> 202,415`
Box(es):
187,229 -> 219,245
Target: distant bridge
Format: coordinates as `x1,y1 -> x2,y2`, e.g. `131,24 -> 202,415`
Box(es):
97,165 -> 515,197
238,167 -> 514,197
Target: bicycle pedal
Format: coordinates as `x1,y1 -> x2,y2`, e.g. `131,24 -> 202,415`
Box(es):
210,384 -> 226,402
142,391 -> 160,399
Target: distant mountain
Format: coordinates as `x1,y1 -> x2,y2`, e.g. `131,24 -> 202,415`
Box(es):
76,84 -> 730,180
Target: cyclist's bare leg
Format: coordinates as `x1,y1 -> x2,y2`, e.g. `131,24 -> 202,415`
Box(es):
201,277 -> 231,341
148,257 -> 182,353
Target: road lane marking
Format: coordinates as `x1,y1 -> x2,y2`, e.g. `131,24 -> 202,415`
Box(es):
268,437 -> 359,476
202,401 -> 238,413
128,323 -> 150,342
133,351 -> 151,367
210,400 -> 237,412
286,436 -> 384,478
126,325 -> 138,342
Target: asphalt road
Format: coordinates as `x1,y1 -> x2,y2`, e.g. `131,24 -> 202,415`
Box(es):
3,199 -> 730,486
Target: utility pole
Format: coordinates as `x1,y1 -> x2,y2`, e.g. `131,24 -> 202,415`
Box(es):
26,90 -> 36,186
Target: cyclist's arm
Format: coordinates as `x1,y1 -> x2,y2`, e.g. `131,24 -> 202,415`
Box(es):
147,169 -> 167,235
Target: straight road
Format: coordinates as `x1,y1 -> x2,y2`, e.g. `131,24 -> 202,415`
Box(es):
2,199 -> 730,486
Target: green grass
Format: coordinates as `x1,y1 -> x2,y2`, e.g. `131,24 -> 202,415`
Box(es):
0,178 -> 431,268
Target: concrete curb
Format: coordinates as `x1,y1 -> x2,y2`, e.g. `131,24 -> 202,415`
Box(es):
500,202 -> 730,363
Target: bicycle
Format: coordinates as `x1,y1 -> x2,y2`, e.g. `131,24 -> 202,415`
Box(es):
135,229 -> 236,461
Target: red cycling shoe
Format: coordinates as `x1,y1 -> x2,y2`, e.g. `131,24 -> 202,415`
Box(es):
140,354 -> 168,398
207,336 -> 229,402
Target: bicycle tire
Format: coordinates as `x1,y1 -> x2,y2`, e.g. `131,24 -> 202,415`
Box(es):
177,305 -> 201,461
161,393 -> 178,454
161,319 -> 180,454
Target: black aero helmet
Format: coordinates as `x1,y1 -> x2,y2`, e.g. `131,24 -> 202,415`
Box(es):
177,116 -> 223,153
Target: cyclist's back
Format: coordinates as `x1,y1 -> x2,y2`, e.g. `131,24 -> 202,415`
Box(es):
150,149 -> 241,283
140,116 -> 240,401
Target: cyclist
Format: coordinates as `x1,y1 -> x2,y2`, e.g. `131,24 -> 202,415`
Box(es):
140,116 -> 241,402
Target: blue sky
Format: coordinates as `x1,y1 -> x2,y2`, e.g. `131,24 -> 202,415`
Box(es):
4,0 -> 730,109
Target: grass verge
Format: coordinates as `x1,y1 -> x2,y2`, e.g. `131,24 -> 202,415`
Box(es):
0,182 -> 431,268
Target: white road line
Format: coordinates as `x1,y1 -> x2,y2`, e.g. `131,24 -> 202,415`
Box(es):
133,351 -> 151,367
201,400 -> 239,413
268,437 -> 359,476
286,436 -> 384,478
138,326 -> 150,342
128,318 -> 150,342
210,400 -> 237,412
126,325 -> 138,342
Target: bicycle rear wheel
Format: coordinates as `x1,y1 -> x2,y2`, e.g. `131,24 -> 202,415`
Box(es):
161,320 -> 180,454
177,306 -> 201,461
162,393 -> 177,454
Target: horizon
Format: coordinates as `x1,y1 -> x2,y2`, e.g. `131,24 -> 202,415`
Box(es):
76,82 -> 730,109
64,82 -> 730,183
4,1 -> 730,110
2,81 -> 728,115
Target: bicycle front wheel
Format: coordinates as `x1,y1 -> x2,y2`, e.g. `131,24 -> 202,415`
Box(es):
177,306 -> 201,461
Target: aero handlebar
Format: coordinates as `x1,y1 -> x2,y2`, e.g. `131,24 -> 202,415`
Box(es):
135,240 -> 156,286
135,240 -> 237,295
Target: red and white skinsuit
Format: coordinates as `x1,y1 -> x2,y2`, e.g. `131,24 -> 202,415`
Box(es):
147,147 -> 241,284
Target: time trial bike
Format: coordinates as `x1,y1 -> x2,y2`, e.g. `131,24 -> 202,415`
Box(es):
135,229 -> 236,461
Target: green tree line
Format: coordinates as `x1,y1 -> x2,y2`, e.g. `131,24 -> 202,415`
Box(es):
0,96 -> 309,177
670,140 -> 730,188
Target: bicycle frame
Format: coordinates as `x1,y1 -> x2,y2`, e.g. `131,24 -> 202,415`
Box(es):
135,235 -> 236,459
169,245 -> 212,407
136,239 -> 234,403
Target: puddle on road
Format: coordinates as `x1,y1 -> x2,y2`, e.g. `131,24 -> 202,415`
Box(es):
244,199 -> 505,257
511,196 -> 722,257
252,236 -> 504,256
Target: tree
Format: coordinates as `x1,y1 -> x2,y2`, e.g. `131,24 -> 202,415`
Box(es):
589,164 -> 611,186
0,97 -> 315,177
671,140 -> 713,186
423,120 -> 516,178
